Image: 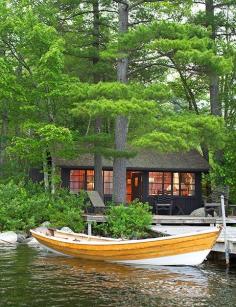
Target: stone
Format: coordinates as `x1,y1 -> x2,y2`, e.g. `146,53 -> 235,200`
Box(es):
190,208 -> 206,217
60,227 -> 74,233
27,237 -> 41,246
40,221 -> 51,227
0,231 -> 18,244
34,226 -> 52,235
16,233 -> 27,243
190,207 -> 216,218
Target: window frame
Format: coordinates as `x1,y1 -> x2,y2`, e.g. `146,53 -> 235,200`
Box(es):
69,169 -> 94,193
148,172 -> 195,197
103,170 -> 113,195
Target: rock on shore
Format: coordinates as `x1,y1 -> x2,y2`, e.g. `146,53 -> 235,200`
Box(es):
0,231 -> 18,244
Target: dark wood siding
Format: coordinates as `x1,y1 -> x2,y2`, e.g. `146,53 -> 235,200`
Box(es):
60,167 -> 203,214
61,168 -> 70,188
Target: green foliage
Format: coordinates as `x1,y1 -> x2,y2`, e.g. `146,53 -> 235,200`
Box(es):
132,112 -> 225,152
7,124 -> 74,167
97,201 -> 152,239
0,0 -> 235,204
0,182 -> 86,232
211,131 -> 236,204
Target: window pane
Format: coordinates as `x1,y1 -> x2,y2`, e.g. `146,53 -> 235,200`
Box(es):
180,173 -> 195,196
149,172 -> 163,195
86,170 -> 94,191
70,170 -> 85,193
163,172 -> 172,195
173,172 -> 179,196
104,171 -> 113,194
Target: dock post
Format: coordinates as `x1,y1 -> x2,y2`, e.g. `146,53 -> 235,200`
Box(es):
221,194 -> 230,267
87,220 -> 92,236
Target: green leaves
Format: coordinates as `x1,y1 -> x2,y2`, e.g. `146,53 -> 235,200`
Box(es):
132,113 -> 226,153
98,201 -> 152,239
72,97 -> 157,118
7,124 -> 74,164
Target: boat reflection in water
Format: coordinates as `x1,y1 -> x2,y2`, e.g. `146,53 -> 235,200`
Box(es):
34,249 -> 210,305
1,244 -> 236,307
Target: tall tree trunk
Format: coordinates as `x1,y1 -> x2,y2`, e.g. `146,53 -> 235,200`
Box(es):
51,159 -> 56,195
0,106 -> 8,167
205,0 -> 224,194
42,150 -> 49,192
92,0 -> 103,198
113,1 -> 129,204
94,118 -> 103,198
206,0 -> 221,117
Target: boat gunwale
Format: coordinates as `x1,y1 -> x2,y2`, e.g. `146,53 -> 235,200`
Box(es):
30,227 -> 220,246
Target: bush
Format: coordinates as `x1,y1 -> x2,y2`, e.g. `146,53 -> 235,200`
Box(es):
0,181 -> 86,233
97,201 -> 152,239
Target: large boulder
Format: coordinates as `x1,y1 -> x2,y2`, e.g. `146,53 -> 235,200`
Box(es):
40,221 -> 51,228
27,237 -> 41,246
16,233 -> 27,243
60,227 -> 74,233
190,208 -> 206,217
0,231 -> 18,244
33,226 -> 52,235
190,207 -> 218,217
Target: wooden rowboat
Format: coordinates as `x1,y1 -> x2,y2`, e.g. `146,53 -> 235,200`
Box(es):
30,227 -> 221,266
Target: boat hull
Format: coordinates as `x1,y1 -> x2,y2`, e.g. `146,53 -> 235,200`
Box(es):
31,228 -> 220,266
115,249 -> 211,266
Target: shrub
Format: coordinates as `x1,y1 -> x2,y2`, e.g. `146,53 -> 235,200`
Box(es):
98,201 -> 152,239
0,181 -> 86,232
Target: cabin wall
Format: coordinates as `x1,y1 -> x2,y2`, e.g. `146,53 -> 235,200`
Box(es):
61,167 -> 203,214
61,168 -> 70,188
145,172 -> 202,214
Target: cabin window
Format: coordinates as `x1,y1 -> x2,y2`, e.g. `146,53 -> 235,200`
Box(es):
163,172 -> 172,195
149,172 -> 172,195
103,170 -> 113,194
149,172 -> 163,195
86,170 -> 95,191
69,169 -> 94,193
173,173 -> 180,196
180,173 -> 195,196
70,170 -> 86,193
149,172 -> 195,197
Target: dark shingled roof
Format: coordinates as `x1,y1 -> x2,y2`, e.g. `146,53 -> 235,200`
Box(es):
55,149 -> 209,172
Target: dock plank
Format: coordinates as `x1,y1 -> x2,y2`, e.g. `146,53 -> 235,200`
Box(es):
83,214 -> 236,225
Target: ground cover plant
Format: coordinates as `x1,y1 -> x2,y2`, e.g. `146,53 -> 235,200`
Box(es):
0,182 -> 86,233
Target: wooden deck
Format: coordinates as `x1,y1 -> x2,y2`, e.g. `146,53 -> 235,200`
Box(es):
83,214 -> 236,225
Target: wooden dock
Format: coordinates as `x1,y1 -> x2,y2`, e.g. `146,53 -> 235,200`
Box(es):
84,214 -> 236,226
83,214 -> 236,258
151,225 -> 236,256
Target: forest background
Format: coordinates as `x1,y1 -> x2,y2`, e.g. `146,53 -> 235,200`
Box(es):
0,0 -> 235,207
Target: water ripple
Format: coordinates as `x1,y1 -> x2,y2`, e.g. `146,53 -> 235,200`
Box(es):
0,245 -> 236,307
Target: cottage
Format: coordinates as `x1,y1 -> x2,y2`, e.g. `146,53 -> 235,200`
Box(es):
55,149 -> 209,215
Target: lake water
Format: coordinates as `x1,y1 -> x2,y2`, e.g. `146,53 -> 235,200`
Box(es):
1,244 -> 236,307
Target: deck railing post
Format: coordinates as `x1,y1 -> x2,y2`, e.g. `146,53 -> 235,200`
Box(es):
87,221 -> 92,236
221,194 -> 230,267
